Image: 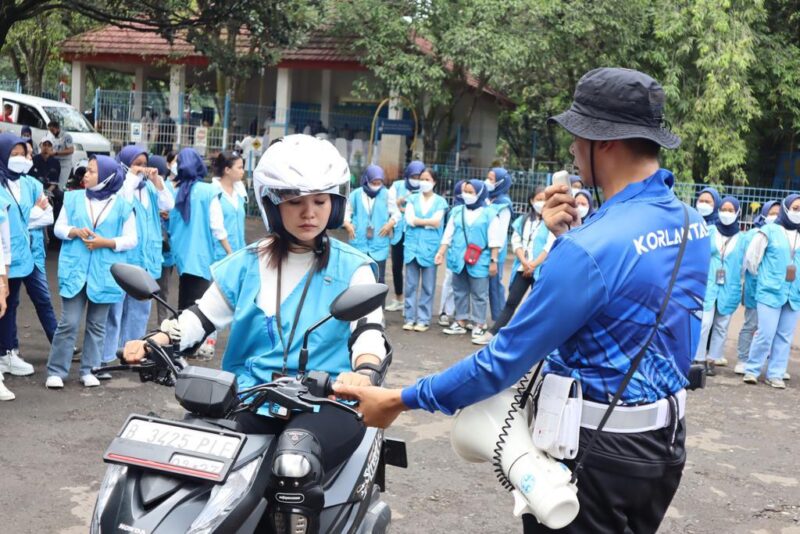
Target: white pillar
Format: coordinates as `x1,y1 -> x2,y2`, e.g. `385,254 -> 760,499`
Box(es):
169,65 -> 186,150
320,69 -> 332,128
70,61 -> 86,112
378,93 -> 405,179
269,68 -> 293,142
133,66 -> 145,120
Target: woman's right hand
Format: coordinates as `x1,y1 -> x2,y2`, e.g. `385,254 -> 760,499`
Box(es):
434,252 -> 444,265
123,339 -> 148,363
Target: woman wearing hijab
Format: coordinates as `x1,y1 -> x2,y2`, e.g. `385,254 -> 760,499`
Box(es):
736,200 -> 781,375
696,187 -> 721,225
574,189 -> 595,223
168,148 -> 230,360
694,196 -> 747,375
386,160 -> 425,312
474,187 -> 553,345
45,155 -> 138,389
435,179 -> 501,338
743,194 -> 800,388
343,164 -> 397,284
484,167 -> 513,324
100,145 -> 175,370
0,132 -> 54,383
437,179 -> 465,326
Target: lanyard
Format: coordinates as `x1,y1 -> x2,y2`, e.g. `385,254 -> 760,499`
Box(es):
784,228 -> 799,260
275,255 -> 318,375
524,217 -> 539,255
88,198 -> 112,229
718,234 -> 733,261
3,182 -> 24,222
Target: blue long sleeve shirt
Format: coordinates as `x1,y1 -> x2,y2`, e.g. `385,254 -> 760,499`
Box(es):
402,169 -> 710,413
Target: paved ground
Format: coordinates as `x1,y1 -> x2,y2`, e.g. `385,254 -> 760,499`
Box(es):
2,225 -> 800,533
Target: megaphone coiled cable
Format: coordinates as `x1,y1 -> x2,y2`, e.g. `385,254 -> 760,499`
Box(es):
491,361 -> 544,491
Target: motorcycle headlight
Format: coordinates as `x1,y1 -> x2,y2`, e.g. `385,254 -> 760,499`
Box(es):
91,464 -> 128,533
186,459 -> 260,534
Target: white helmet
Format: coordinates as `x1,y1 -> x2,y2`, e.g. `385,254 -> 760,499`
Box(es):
253,134 -> 350,232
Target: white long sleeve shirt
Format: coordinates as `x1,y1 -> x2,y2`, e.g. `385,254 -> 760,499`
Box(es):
746,227 -> 799,275
441,206 -> 504,247
209,196 -> 228,240
121,172 -> 175,211
0,214 -> 10,270
54,194 -> 138,252
176,246 -> 387,366
5,179 -> 54,229
404,194 -> 445,228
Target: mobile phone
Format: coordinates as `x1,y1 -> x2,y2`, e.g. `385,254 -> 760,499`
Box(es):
551,170 -> 574,197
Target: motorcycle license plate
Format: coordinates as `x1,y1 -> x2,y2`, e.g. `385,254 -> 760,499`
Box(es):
104,415 -> 245,483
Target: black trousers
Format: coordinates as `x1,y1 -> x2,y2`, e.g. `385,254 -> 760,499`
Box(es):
523,420 -> 686,534
490,272 -> 534,334
390,236 -> 404,296
178,273 -> 211,311
235,406 -> 366,473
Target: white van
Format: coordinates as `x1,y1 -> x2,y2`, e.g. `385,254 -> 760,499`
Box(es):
0,91 -> 112,185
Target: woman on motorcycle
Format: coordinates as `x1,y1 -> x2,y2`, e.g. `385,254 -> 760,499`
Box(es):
123,134 -> 388,522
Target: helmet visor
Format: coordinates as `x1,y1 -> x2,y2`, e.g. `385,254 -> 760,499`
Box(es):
259,181 -> 350,205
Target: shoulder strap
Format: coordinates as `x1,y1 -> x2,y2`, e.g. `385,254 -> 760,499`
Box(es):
570,204 -> 690,484
460,206 -> 469,244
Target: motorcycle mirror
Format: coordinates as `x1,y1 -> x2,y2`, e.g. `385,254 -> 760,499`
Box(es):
329,283 -> 389,322
111,263 -> 161,301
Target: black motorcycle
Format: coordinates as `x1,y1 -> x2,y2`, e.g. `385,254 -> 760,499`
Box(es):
90,264 -> 407,534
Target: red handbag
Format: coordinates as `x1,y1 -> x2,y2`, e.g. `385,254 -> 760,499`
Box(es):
461,209 -> 483,265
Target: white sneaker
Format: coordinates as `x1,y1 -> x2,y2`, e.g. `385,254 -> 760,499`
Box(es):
45,375 -> 64,389
0,375 -> 15,401
413,323 -> 430,332
443,323 -> 468,335
714,357 -> 728,367
437,314 -> 451,327
734,363 -> 746,375
0,349 -> 34,376
81,374 -> 100,387
784,372 -> 791,381
385,299 -> 404,312
472,331 -> 494,345
402,322 -> 415,331
766,378 -> 786,389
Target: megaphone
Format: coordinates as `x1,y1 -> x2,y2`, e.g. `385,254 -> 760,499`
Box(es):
451,388 -> 580,529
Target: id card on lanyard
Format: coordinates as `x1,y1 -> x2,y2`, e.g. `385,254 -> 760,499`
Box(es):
785,228 -> 798,282
364,194 -> 375,240
89,198 -> 112,230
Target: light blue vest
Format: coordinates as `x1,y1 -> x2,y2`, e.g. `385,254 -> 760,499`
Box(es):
58,191 -> 134,303
404,193 -> 447,268
742,229 -> 758,309
161,181 -> 176,268
390,181 -> 411,246
212,239 -> 375,415
31,228 -> 46,272
509,215 -> 550,284
128,181 -> 165,278
703,226 -> 747,315
756,223 -> 800,310
447,205 -> 494,277
348,187 -> 391,262
0,175 -> 41,278
212,184 -> 246,262
168,181 -> 221,280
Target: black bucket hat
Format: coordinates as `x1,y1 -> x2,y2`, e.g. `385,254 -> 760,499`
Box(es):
548,67 -> 680,149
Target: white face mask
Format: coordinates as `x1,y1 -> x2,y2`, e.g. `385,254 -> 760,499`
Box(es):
718,211 -> 738,226
418,181 -> 434,193
484,179 -> 496,192
696,202 -> 714,217
408,178 -> 421,189
532,201 -> 544,214
577,205 -> 590,219
788,211 -> 800,225
368,184 -> 383,193
89,174 -> 113,192
7,155 -> 32,174
170,162 -> 178,176
765,215 -> 778,224
461,193 -> 478,206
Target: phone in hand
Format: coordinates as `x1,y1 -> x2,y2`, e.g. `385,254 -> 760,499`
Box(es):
551,170 -> 574,197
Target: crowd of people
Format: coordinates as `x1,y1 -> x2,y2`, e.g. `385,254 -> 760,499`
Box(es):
0,129 -> 797,401
0,130 -> 247,399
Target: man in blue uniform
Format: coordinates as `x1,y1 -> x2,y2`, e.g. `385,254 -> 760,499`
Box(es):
335,68 -> 711,533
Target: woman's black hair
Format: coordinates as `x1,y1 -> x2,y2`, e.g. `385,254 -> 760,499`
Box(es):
165,151 -> 177,164
257,195 -> 332,270
213,150 -> 243,177
421,167 -> 438,183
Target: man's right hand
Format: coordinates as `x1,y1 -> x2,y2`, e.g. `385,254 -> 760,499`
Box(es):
543,184 -> 579,238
